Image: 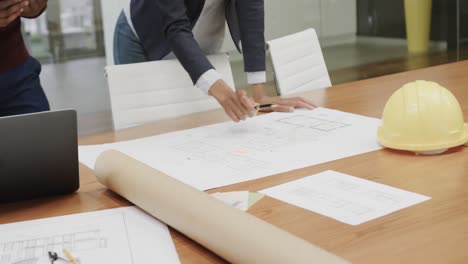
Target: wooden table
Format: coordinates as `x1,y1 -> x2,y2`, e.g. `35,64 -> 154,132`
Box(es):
1,61 -> 468,264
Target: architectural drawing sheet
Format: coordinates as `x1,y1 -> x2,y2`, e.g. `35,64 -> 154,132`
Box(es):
0,207 -> 180,264
260,170 -> 431,225
79,108 -> 383,190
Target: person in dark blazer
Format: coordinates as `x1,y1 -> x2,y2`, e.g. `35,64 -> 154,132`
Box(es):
114,0 -> 315,122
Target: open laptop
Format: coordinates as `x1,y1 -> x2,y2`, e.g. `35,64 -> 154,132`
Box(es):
0,110 -> 79,202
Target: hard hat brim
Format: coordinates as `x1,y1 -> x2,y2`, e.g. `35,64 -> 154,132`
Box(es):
377,123 -> 468,152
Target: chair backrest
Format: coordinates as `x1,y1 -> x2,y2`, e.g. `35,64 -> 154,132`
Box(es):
105,54 -> 235,130
267,28 -> 331,96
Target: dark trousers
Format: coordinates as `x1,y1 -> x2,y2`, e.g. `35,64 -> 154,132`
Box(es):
113,11 -> 149,65
0,56 -> 50,117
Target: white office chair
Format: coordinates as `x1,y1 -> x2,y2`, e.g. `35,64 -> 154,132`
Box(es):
105,54 -> 235,130
267,28 -> 331,96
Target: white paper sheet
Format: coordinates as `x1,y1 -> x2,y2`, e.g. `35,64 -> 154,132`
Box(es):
211,191 -> 250,211
79,108 -> 383,190
260,170 -> 431,225
0,207 -> 180,264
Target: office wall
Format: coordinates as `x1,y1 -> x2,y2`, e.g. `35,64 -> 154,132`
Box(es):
320,0 -> 357,44
223,0 -> 357,51
356,0 -> 462,42
101,0 -> 357,65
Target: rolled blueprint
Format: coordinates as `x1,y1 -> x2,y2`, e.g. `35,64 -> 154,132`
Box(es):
95,150 -> 349,264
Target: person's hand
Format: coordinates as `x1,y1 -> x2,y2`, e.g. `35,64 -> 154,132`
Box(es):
21,0 -> 47,18
252,83 -> 317,112
0,0 -> 27,27
209,80 -> 256,122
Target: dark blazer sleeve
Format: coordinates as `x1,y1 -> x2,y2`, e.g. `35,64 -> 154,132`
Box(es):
236,0 -> 266,72
155,0 -> 214,84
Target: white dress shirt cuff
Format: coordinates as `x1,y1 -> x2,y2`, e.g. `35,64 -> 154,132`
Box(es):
247,71 -> 266,84
196,69 -> 221,95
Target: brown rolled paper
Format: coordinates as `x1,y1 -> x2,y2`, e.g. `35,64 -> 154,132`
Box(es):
95,150 -> 350,264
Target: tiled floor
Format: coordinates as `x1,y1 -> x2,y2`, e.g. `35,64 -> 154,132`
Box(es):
38,38 -> 464,136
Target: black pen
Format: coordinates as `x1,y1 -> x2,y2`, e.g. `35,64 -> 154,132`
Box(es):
254,104 -> 278,111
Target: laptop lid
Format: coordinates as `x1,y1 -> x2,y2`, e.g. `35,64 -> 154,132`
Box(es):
0,110 -> 79,202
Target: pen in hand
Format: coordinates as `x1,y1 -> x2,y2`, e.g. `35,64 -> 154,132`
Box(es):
255,104 -> 277,111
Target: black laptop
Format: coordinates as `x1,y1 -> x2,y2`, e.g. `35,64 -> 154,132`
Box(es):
0,110 -> 79,202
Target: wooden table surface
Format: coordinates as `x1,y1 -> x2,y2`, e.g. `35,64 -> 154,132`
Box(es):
1,61 -> 468,264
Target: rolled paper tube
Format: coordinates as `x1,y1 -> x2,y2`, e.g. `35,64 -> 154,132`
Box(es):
95,150 -> 349,264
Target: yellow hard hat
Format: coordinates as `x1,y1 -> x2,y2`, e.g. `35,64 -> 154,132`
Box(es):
378,80 -> 468,154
